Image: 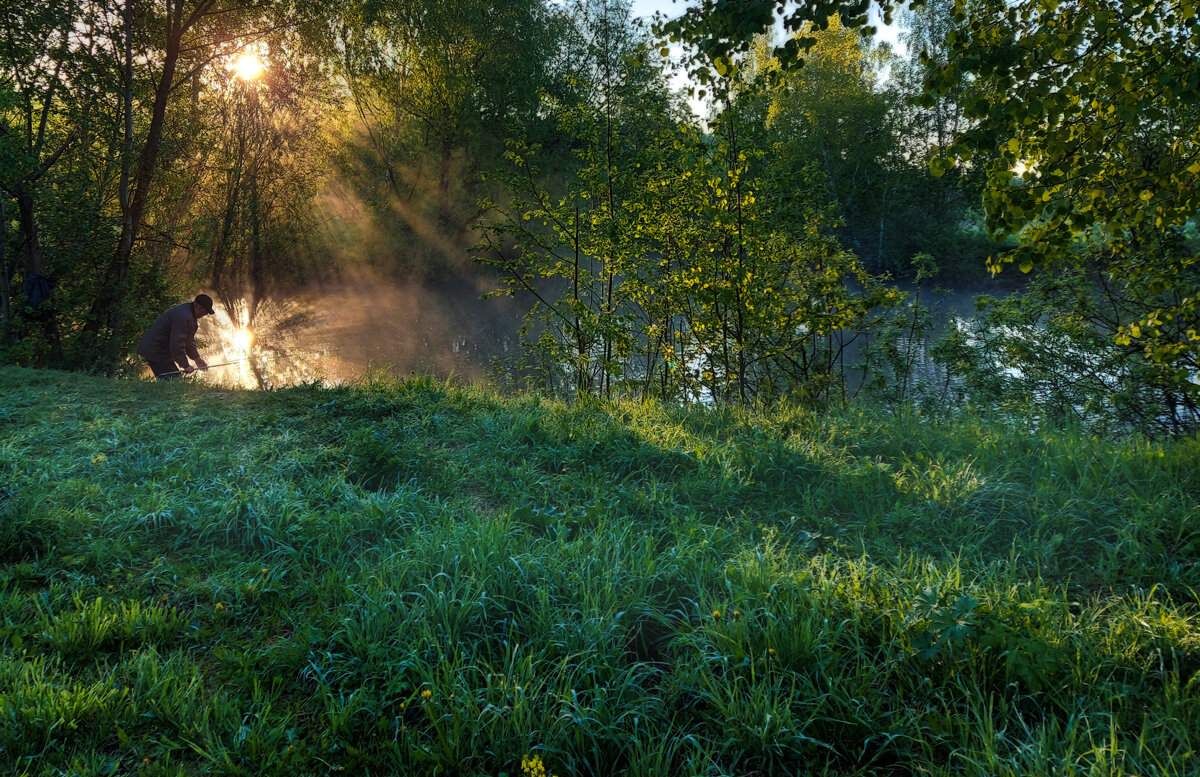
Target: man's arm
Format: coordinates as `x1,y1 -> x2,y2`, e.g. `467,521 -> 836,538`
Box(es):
169,314 -> 192,371
185,333 -> 202,364
184,311 -> 206,369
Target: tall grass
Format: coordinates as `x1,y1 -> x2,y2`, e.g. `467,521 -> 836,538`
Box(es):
0,365 -> 1196,775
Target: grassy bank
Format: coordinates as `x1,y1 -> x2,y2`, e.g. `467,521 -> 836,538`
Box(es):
1,365 -> 1197,776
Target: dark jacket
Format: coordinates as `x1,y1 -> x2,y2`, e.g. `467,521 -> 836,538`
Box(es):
138,303 -> 201,367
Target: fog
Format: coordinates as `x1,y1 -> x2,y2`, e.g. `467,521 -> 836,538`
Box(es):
197,271 -> 526,389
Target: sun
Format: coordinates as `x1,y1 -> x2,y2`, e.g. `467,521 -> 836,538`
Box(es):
232,327 -> 254,352
231,53 -> 264,81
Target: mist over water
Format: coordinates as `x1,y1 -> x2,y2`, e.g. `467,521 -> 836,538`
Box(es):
184,149 -> 535,389
191,268 -> 1015,394
197,273 -> 526,389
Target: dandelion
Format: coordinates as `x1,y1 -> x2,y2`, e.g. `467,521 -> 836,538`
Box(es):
769,648 -> 776,657
421,689 -> 432,701
261,568 -> 268,574
712,609 -> 721,618
733,610 -> 741,618
215,603 -> 224,610
107,585 -> 114,591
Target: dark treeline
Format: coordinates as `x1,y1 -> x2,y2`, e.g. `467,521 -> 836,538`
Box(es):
1,0 -> 1197,434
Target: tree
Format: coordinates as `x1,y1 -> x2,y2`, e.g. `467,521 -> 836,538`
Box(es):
0,0 -> 81,346
480,0 -> 898,405
660,0 -> 903,78
190,38 -> 338,324
315,0 -> 564,277
477,0 -> 677,398
755,18 -> 900,270
2,1 -> 339,372
882,0 -> 997,276
925,0 -> 1200,420
1,0 -> 152,363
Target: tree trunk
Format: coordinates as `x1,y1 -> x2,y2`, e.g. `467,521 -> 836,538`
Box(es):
249,173 -> 263,321
86,6 -> 186,369
1,196 -> 10,341
16,187 -> 62,362
876,186 -> 888,272
439,137 -> 452,230
211,166 -> 242,307
16,190 -> 44,278
118,0 -> 134,229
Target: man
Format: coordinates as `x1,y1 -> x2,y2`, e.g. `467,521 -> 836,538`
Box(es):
138,294 -> 214,380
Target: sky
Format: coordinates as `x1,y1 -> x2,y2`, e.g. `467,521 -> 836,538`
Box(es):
628,0 -> 906,49
625,0 -> 907,117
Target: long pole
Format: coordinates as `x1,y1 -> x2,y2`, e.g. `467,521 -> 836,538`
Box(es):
158,359 -> 246,378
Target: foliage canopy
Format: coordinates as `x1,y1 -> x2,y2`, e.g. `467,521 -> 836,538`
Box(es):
924,0 -> 1200,371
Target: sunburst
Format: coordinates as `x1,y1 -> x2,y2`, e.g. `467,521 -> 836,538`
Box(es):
232,327 -> 254,353
231,53 -> 264,81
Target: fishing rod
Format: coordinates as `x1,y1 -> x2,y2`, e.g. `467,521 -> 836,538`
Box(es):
159,359 -> 247,378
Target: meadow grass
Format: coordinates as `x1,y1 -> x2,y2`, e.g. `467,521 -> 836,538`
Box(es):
0,365 -> 1197,776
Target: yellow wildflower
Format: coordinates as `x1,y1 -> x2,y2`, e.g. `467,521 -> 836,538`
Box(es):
712,609 -> 721,618
421,689 -> 432,701
521,755 -> 549,777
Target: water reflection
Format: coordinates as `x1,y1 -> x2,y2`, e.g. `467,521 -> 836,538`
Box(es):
195,277 -> 525,389
189,278 -> 1011,398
